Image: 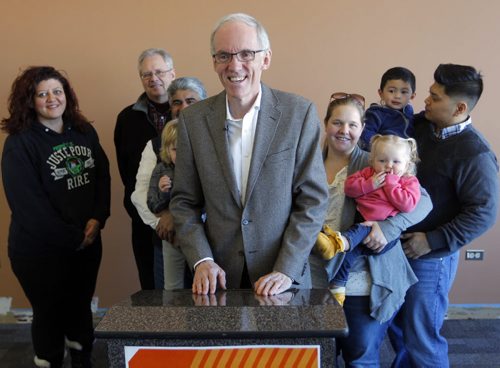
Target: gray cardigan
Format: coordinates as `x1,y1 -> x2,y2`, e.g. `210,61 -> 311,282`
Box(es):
324,145 -> 432,322
147,161 -> 175,214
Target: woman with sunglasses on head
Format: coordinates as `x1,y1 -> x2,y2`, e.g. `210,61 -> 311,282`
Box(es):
309,93 -> 432,367
1,66 -> 110,368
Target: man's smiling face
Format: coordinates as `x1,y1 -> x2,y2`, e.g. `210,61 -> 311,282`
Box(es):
212,21 -> 271,108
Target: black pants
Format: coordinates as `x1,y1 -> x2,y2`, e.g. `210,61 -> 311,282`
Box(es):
10,238 -> 102,366
131,218 -> 155,290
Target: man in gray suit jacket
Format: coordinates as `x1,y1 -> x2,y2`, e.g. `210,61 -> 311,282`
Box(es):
170,13 -> 328,296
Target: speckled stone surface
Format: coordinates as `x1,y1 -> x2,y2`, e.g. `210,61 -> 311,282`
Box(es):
95,289 -> 347,367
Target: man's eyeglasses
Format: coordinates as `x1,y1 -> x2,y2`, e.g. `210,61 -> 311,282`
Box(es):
329,92 -> 365,108
140,69 -> 172,80
212,49 -> 266,64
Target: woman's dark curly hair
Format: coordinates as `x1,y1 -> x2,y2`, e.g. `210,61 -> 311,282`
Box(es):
1,66 -> 91,134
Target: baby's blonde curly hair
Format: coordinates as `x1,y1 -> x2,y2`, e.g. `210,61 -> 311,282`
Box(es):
159,119 -> 178,164
369,134 -> 420,176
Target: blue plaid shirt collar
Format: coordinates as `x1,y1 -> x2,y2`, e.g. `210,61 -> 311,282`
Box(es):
433,116 -> 472,139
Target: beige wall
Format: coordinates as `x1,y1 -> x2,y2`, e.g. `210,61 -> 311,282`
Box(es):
1,0 -> 499,307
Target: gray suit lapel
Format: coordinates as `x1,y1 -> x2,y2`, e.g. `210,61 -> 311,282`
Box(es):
245,85 -> 281,203
206,91 -> 242,207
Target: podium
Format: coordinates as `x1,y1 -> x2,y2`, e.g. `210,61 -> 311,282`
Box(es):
95,289 -> 348,367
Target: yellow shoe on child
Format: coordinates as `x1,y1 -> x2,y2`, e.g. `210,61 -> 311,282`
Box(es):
329,287 -> 346,306
315,224 -> 346,260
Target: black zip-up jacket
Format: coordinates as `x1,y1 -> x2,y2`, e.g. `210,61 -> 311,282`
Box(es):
114,93 -> 170,220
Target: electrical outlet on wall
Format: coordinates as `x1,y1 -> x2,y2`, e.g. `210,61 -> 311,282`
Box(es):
0,297 -> 12,315
465,249 -> 484,260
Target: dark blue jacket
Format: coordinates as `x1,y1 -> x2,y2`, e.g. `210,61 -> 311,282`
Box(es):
360,103 -> 414,150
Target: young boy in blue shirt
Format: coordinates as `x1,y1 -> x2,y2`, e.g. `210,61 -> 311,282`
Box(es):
360,67 -> 416,150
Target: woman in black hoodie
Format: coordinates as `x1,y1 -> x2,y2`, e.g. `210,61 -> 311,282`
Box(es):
1,66 -> 110,368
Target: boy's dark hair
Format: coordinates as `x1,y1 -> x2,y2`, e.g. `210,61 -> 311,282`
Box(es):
380,67 -> 416,93
434,63 -> 483,111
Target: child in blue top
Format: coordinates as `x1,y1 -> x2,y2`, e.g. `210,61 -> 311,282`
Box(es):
359,67 -> 416,150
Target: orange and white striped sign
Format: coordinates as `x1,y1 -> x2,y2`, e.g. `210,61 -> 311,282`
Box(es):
125,345 -> 320,368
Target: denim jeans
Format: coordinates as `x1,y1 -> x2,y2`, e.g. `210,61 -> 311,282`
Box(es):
153,235 -> 164,289
336,296 -> 394,367
389,252 -> 459,367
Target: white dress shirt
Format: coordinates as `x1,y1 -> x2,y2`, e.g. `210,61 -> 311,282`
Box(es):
131,140 -> 160,229
225,87 -> 261,204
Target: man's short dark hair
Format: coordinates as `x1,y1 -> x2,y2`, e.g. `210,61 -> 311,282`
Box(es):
434,63 -> 483,111
380,67 -> 416,93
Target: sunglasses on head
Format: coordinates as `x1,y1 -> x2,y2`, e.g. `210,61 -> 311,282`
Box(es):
329,92 -> 365,108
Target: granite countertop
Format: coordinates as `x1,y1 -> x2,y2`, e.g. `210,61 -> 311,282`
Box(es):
95,289 -> 348,339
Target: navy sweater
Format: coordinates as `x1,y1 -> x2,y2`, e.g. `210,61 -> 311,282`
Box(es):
408,113 -> 499,258
360,103 -> 414,150
2,121 -> 111,257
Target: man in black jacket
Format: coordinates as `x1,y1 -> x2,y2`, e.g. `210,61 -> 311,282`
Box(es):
114,48 -> 175,289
